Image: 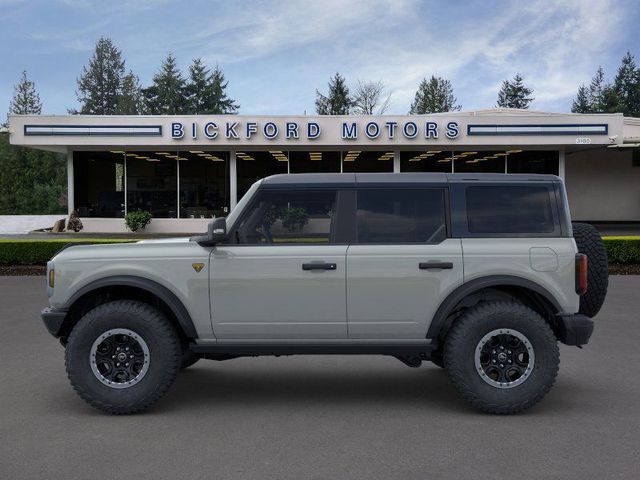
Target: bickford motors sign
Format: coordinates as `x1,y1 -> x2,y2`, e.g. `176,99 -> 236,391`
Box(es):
170,119 -> 461,141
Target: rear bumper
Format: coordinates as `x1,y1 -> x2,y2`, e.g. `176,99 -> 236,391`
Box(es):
41,307 -> 68,338
556,313 -> 594,346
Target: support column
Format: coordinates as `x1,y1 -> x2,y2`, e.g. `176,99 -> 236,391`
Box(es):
66,149 -> 74,216
559,148 -> 566,180
176,158 -> 180,219
229,150 -> 237,210
393,150 -> 400,173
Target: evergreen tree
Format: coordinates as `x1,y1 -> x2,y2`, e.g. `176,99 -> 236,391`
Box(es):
496,73 -> 534,109
0,134 -> 66,215
315,73 -> 352,115
75,37 -> 125,114
571,85 -> 591,113
613,51 -> 640,117
143,53 -> 187,115
185,58 -> 209,114
185,59 -> 239,114
8,70 -> 42,116
409,76 -> 460,114
599,84 -> 623,113
588,66 -> 607,111
208,65 -> 239,114
116,71 -> 144,115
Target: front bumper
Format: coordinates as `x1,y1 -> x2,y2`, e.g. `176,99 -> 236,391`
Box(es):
556,313 -> 594,346
41,307 -> 68,337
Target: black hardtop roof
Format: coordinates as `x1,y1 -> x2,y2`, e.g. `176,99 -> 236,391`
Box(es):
261,172 -> 561,188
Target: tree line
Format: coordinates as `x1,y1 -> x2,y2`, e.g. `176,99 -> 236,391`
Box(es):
72,37 -> 239,115
571,52 -> 640,116
2,37 -> 640,215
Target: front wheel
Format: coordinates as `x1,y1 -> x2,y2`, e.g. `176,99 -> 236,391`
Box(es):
444,301 -> 559,414
65,300 -> 182,414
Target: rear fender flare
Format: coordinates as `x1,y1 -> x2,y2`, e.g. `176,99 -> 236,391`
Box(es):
426,275 -> 561,341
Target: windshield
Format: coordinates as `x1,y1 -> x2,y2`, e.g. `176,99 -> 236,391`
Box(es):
225,179 -> 262,231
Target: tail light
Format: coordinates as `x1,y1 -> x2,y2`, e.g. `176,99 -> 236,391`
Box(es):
575,254 -> 588,295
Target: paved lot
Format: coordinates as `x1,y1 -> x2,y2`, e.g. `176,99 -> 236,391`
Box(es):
1,276 -> 639,479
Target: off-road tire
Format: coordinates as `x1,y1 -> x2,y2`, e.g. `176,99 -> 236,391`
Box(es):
444,301 -> 559,414
572,222 -> 608,317
65,300 -> 181,414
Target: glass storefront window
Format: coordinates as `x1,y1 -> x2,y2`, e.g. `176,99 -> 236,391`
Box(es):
342,150 -> 394,173
289,151 -> 341,173
237,151 -> 288,201
126,152 -> 177,218
73,151 -> 125,218
400,151 -> 453,172
507,150 -> 559,175
177,151 -> 229,218
72,147 -> 562,219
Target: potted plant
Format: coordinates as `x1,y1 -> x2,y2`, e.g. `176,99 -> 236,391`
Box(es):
125,210 -> 152,232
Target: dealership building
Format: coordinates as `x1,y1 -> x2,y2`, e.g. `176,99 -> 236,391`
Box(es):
8,109 -> 640,233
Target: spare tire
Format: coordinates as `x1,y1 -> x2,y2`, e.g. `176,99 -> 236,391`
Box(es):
572,222 -> 608,317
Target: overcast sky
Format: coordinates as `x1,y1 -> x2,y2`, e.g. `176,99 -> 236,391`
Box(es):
1,0 -> 639,117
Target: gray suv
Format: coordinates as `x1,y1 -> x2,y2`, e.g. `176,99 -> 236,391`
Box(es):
41,173 -> 608,414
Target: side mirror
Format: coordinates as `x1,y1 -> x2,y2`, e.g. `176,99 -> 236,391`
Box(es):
193,217 -> 227,246
208,217 -> 228,244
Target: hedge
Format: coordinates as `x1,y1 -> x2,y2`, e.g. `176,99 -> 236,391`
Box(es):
0,239 -> 134,265
2,237 -> 640,265
602,237 -> 640,264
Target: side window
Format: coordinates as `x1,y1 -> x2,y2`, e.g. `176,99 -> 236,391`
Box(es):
356,189 -> 447,243
234,189 -> 337,244
466,186 -> 555,234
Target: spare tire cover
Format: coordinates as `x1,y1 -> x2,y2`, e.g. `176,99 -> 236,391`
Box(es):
572,222 -> 609,317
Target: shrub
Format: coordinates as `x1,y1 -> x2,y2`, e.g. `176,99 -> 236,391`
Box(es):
0,239 -> 133,265
282,207 -> 308,232
603,237 -> 640,264
125,210 -> 152,232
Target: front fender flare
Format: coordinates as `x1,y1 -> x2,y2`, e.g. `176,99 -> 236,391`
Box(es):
64,275 -> 198,338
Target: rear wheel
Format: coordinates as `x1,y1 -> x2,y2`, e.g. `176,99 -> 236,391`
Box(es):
444,301 -> 559,414
65,300 -> 181,414
572,222 -> 608,317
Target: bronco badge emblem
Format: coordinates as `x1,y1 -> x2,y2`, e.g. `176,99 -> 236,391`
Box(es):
192,263 -> 205,273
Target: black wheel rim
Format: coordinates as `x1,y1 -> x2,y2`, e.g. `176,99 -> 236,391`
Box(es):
474,329 -> 535,389
90,329 -> 150,389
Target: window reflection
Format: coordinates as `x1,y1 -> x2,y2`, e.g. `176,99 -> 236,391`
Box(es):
126,152 -> 177,218
73,151 -> 125,218
178,151 -> 229,218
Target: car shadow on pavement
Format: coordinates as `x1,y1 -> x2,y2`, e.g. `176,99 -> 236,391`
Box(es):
153,361 -> 473,414
49,360 -> 589,416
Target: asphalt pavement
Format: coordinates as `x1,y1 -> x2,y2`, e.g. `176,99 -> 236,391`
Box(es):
1,275 -> 639,479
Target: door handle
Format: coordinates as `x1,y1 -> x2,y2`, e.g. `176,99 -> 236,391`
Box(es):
302,262 -> 337,271
419,261 -> 453,270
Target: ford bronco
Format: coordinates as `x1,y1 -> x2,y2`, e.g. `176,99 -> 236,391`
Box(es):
41,173 -> 608,414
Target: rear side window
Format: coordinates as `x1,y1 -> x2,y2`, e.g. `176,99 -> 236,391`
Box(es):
466,186 -> 554,234
356,189 -> 447,243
